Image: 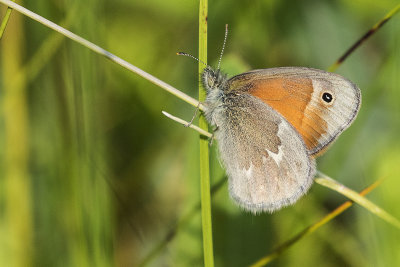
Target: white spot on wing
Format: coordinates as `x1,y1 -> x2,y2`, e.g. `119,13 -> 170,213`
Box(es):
267,119 -> 286,166
244,164 -> 254,180
266,148 -> 284,165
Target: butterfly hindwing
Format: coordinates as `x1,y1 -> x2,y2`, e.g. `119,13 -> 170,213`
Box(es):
213,92 -> 316,213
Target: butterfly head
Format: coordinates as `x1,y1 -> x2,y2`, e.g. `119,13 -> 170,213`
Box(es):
202,66 -> 229,93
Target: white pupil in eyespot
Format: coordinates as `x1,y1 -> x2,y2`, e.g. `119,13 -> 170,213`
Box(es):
322,92 -> 333,103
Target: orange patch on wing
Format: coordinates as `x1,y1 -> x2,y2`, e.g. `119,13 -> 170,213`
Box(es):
248,77 -> 327,150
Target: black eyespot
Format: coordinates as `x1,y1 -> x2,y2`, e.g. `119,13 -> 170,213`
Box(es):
322,92 -> 333,103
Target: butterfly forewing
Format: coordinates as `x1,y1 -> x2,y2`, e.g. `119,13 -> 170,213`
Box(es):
228,67 -> 361,155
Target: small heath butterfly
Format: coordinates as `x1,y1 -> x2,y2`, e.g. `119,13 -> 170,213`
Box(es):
202,65 -> 361,213
180,26 -> 361,213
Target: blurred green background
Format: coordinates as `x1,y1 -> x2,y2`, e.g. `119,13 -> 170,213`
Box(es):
0,0 -> 399,266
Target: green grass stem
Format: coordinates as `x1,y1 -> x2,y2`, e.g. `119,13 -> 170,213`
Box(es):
0,0 -> 13,39
250,176 -> 384,267
198,1 -> 215,267
316,173 -> 400,229
0,0 -> 201,109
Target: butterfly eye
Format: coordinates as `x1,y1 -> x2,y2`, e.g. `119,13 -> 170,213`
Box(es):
322,92 -> 334,103
207,78 -> 214,88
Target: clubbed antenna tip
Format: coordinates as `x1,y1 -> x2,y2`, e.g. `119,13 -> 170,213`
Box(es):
177,51 -> 208,67
217,24 -> 229,70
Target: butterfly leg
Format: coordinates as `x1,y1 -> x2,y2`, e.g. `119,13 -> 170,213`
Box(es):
209,125 -> 219,147
185,102 -> 201,127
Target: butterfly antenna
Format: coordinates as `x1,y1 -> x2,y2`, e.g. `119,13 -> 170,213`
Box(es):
217,24 -> 228,70
176,52 -> 208,67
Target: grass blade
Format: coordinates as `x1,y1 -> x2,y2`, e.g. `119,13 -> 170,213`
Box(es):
198,1 -> 215,266
328,4 -> 400,72
0,1 -> 13,39
316,172 -> 400,229
250,176 -> 384,267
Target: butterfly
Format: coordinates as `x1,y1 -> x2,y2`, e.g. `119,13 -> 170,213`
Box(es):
202,66 -> 361,213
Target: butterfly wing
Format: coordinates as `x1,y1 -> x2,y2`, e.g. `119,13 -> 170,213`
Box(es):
213,93 -> 315,213
228,67 -> 361,155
